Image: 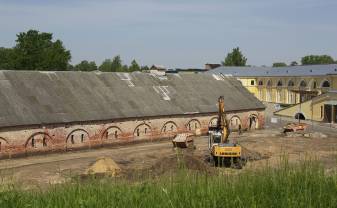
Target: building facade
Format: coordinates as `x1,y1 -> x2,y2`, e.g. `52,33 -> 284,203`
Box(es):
0,71 -> 265,159
209,64 -> 337,124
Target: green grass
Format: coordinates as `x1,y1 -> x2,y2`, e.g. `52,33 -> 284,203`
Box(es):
0,159 -> 336,208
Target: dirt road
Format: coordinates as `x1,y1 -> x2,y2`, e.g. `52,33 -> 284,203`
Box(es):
0,129 -> 336,188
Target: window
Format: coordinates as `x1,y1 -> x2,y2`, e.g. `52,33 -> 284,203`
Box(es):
31,137 -> 35,148
313,81 -> 317,89
171,125 -> 174,131
114,130 -> 118,138
320,106 -> 323,118
144,128 -> 147,134
188,123 -> 191,130
267,80 -> 272,87
322,81 -> 330,88
250,80 -> 255,86
81,134 -> 84,143
71,135 -> 75,144
0,141 -> 2,152
277,80 -> 283,87
288,80 -> 295,87
258,80 -> 263,86
300,80 -> 307,88
136,129 -> 140,136
43,137 -> 47,147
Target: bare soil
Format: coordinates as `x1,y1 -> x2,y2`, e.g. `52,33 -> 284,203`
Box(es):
0,128 -> 336,188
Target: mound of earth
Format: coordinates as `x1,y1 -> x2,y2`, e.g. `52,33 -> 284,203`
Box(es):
85,157 -> 121,177
241,147 -> 269,160
149,154 -> 211,176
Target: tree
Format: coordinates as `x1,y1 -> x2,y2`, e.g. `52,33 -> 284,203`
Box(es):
13,30 -> 71,70
99,59 -> 112,72
290,61 -> 298,66
141,65 -> 149,71
128,59 -> 140,72
0,47 -> 15,69
272,62 -> 287,67
74,60 -> 97,71
301,55 -> 335,65
222,47 -> 247,66
111,55 -> 122,72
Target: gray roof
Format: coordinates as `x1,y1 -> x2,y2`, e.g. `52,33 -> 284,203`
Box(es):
209,64 -> 337,77
0,71 -> 264,128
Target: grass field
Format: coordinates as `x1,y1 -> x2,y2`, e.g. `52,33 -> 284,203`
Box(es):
0,158 -> 336,208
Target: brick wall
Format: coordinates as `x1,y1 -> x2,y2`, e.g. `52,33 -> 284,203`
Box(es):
0,110 -> 264,159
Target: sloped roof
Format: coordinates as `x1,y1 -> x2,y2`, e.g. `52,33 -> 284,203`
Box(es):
209,64 -> 337,77
0,71 -> 264,128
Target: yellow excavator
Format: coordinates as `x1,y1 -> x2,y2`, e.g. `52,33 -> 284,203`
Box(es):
208,96 -> 242,167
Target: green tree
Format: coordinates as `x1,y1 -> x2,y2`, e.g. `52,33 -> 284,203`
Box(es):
272,62 -> 287,67
0,47 -> 15,69
301,55 -> 335,65
99,59 -> 112,72
141,65 -> 149,71
74,60 -> 97,71
111,55 -> 123,72
13,30 -> 71,70
128,59 -> 140,72
222,47 -> 247,66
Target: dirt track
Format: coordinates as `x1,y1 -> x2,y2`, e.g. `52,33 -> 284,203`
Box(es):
0,129 -> 336,188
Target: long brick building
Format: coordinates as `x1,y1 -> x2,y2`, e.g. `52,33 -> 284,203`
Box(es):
0,71 -> 265,158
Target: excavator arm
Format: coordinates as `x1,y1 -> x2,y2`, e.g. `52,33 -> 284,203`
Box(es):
217,96 -> 230,143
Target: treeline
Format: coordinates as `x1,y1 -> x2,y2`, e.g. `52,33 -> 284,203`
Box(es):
0,30 -> 148,72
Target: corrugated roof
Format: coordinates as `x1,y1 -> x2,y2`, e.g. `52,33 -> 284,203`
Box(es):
208,64 -> 337,77
0,71 -> 264,128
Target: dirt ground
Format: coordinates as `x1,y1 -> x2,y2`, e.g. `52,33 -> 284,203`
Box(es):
0,128 -> 336,189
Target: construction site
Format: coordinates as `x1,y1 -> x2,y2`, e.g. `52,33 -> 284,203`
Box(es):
0,70 -> 336,189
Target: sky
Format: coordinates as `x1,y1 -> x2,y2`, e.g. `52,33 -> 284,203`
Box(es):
0,0 -> 336,68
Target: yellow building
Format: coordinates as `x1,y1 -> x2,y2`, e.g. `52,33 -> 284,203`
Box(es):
210,64 -> 337,105
274,92 -> 337,124
209,64 -> 337,124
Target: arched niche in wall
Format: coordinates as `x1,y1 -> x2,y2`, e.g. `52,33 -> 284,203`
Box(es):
321,80 -> 331,88
161,121 -> 178,134
102,126 -> 122,140
208,117 -> 218,127
0,137 -> 9,153
66,129 -> 89,145
25,132 -> 52,149
299,80 -> 307,88
186,119 -> 201,131
308,79 -> 317,90
229,116 -> 242,130
134,123 -> 152,137
266,80 -> 272,87
276,80 -> 283,87
248,114 -> 259,130
288,80 -> 295,87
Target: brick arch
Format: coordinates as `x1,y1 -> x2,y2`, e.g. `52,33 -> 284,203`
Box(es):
186,119 -> 201,131
248,114 -> 259,130
25,132 -> 53,148
66,129 -> 90,145
229,115 -> 242,130
161,121 -> 178,134
102,126 -> 123,140
209,117 -> 218,127
0,137 -> 9,152
134,123 -> 152,137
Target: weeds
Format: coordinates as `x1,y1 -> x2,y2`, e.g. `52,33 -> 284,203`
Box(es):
0,159 -> 336,208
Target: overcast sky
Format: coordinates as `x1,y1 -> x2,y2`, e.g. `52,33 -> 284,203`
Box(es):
0,0 -> 336,68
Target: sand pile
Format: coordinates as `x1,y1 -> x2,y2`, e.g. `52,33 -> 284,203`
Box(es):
85,157 -> 121,176
241,147 -> 269,160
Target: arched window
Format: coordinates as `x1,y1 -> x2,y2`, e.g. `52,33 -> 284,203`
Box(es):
277,80 -> 283,87
66,129 -> 89,145
267,80 -> 272,87
321,80 -> 330,88
161,121 -> 178,134
26,132 -> 52,149
134,124 -> 151,137
288,80 -> 295,87
186,119 -> 201,131
299,80 -> 307,88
